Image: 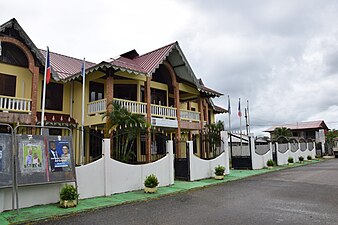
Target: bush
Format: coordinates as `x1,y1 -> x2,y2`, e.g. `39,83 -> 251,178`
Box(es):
266,159 -> 274,167
60,184 -> 79,201
298,156 -> 304,162
307,155 -> 312,160
288,157 -> 294,164
214,165 -> 225,176
144,174 -> 159,188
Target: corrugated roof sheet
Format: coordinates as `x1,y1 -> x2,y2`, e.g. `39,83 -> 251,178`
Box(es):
109,42 -> 176,76
40,49 -> 96,80
265,120 -> 329,132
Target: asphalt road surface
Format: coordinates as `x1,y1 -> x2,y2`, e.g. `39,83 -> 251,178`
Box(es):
35,159 -> 338,225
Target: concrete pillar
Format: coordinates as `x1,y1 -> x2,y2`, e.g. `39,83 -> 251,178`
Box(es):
221,131 -> 230,175
166,140 -> 174,185
103,138 -> 111,196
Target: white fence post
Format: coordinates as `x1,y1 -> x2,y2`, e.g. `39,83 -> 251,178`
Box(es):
221,131 -> 230,175
187,141 -> 194,181
166,140 -> 174,185
103,138 -> 111,196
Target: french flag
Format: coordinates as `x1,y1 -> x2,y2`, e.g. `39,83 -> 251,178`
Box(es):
238,98 -> 242,117
45,47 -> 51,84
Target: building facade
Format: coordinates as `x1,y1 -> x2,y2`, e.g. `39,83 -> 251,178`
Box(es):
0,18 -> 226,164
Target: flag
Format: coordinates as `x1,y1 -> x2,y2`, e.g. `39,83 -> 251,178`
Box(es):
45,47 -> 51,84
227,95 -> 231,115
238,98 -> 242,117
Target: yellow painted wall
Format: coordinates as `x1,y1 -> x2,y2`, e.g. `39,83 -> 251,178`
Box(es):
0,63 -> 32,99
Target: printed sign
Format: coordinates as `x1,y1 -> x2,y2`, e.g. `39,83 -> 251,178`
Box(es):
48,140 -> 71,172
23,143 -> 43,170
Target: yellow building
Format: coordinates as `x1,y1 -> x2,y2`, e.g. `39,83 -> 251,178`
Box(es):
0,18 -> 226,165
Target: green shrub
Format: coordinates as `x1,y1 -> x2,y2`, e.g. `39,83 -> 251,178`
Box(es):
307,155 -> 312,160
266,159 -> 274,167
214,165 -> 225,176
60,184 -> 79,201
288,157 -> 294,163
144,174 -> 159,188
298,156 -> 304,162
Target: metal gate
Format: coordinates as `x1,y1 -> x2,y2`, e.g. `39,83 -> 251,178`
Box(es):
174,140 -> 190,180
229,133 -> 252,169
272,143 -> 277,164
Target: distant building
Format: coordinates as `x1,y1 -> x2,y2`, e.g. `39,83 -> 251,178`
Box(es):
265,120 -> 329,143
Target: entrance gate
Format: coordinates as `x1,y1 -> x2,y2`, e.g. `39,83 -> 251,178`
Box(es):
229,133 -> 252,169
174,140 -> 190,180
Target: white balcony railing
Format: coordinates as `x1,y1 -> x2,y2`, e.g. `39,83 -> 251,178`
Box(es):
151,104 -> 176,118
180,109 -> 200,122
113,98 -> 147,115
87,98 -> 201,122
88,99 -> 107,115
0,95 -> 31,113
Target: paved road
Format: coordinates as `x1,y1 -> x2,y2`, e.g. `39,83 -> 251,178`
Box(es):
36,159 -> 338,225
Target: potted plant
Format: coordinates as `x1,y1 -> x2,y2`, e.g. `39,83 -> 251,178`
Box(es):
307,155 -> 312,160
144,174 -> 159,193
298,156 -> 304,163
214,165 -> 225,180
60,184 -> 79,208
266,159 -> 274,169
288,157 -> 294,165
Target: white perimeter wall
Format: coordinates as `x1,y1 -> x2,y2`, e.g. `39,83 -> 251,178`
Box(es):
189,131 -> 230,181
1,139 -> 174,212
252,143 -> 273,169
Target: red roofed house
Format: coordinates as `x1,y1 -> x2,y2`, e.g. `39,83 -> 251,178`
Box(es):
0,18 -> 226,164
265,120 -> 329,155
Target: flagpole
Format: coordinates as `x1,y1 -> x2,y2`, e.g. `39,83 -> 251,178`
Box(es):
239,98 -> 242,152
228,95 -> 231,133
247,100 -> 250,134
41,46 -> 49,127
81,58 -> 86,164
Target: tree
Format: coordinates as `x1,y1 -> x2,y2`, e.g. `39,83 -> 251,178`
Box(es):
204,120 -> 224,158
104,102 -> 148,162
325,129 -> 338,150
272,127 -> 292,142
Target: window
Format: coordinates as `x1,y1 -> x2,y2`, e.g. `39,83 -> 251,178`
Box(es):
42,82 -> 63,111
114,84 -> 137,101
89,82 -> 104,102
0,74 -> 16,97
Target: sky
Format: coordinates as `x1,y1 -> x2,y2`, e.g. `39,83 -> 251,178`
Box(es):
1,0 -> 338,136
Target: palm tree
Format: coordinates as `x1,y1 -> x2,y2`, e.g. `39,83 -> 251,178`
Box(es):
204,121 -> 224,158
272,127 -> 292,142
104,102 -> 148,162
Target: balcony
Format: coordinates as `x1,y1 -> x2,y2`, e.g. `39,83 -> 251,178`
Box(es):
87,98 -> 200,122
0,95 -> 31,113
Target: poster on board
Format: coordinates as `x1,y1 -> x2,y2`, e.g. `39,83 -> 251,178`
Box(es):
48,140 -> 71,172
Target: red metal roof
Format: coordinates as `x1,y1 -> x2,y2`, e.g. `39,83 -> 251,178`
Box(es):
40,49 -> 96,80
109,42 -> 176,76
265,120 -> 329,132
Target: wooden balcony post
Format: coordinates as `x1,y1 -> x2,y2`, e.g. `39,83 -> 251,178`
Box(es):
146,76 -> 152,162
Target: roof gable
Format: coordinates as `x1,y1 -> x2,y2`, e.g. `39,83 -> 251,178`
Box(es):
265,120 -> 329,132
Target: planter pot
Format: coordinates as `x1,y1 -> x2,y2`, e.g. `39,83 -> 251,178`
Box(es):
267,166 -> 273,169
144,187 -> 158,193
60,199 -> 77,208
288,163 -> 294,165
215,175 -> 224,180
